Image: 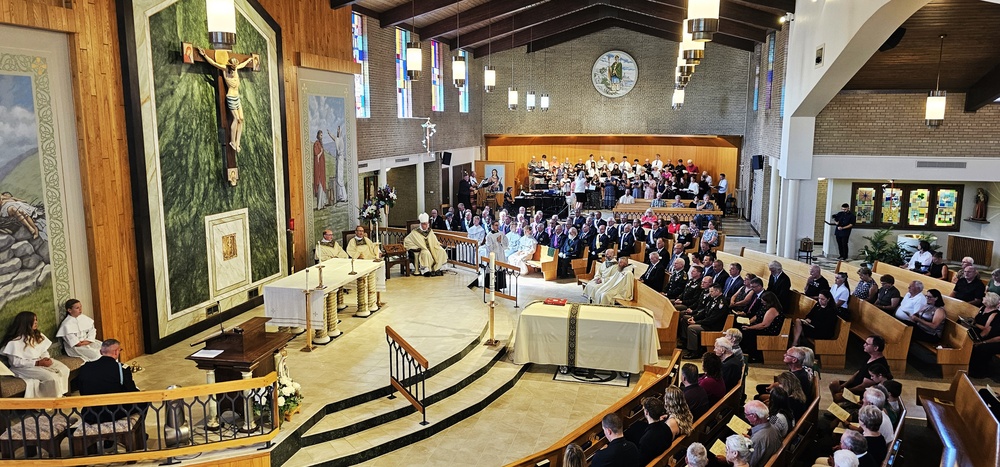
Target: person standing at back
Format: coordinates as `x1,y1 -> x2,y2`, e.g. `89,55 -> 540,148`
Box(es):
829,203 -> 856,261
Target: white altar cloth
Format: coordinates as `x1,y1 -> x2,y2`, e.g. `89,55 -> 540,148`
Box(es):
263,258 -> 381,329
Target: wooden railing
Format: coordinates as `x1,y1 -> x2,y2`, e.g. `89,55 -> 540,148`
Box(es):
385,326 -> 430,426
0,373 -> 278,465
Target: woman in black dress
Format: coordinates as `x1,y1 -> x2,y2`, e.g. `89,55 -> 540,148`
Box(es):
926,251 -> 950,280
791,289 -> 838,347
969,292 -> 1000,378
741,291 -> 785,362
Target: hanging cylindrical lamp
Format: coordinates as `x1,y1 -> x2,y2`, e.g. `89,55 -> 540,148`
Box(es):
681,22 -> 704,65
206,0 -> 237,50
687,0 -> 721,42
925,35 -> 947,127
452,1 -> 465,88
484,66 -> 496,92
508,87 -> 518,110
540,93 -> 550,111
406,41 -> 422,80
672,87 -> 685,110
526,91 -> 536,111
676,51 -> 695,84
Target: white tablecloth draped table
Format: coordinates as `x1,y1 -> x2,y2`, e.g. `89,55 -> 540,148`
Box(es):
263,258 -> 381,329
512,302 -> 660,374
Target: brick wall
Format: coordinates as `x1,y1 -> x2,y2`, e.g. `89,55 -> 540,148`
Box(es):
356,15 -> 483,162
741,26 -> 788,236
481,27 -> 750,135
815,91 -> 1000,156
387,165 -> 416,226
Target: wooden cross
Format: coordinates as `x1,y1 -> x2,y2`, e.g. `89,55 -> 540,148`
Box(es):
181,42 -> 260,186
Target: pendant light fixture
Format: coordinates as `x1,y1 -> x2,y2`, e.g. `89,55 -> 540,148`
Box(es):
925,34 -> 947,127
405,0 -> 422,80
687,0 -> 720,42
681,21 -> 704,65
526,29 -> 535,111
452,1 -> 466,88
508,33 -> 518,110
484,2 -> 496,92
206,0 -> 237,50
672,87 -> 685,110
540,49 -> 550,111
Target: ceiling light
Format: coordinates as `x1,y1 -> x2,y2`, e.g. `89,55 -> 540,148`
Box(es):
452,1 -> 465,87
405,1 -> 421,80
206,0 -> 237,50
672,88 -> 685,110
687,0 -> 720,42
540,93 -> 549,111
681,22 -> 704,65
925,34 -> 946,127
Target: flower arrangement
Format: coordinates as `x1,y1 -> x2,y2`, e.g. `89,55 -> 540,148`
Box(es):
277,376 -> 303,419
375,185 -> 397,209
358,199 -> 382,223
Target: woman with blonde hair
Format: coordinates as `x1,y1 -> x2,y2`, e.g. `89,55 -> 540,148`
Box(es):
563,443 -> 585,467
663,385 -> 694,437
776,371 -> 809,418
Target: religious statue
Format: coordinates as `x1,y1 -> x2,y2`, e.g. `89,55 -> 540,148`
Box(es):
197,48 -> 255,152
974,188 -> 989,220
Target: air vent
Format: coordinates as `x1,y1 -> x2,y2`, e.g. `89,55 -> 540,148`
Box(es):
206,303 -> 220,316
358,162 -> 369,169
916,161 -> 967,169
394,157 -> 410,163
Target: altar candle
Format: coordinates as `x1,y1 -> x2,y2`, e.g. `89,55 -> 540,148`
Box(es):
305,268 -> 309,289
489,252 -> 496,302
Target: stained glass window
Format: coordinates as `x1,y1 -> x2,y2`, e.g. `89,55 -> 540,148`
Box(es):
431,41 -> 445,112
395,28 -> 413,118
935,189 -> 958,227
852,183 -> 962,231
881,188 -> 902,224
855,187 -> 876,224
351,13 -> 371,118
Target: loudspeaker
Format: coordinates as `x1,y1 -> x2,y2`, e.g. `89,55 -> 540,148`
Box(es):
751,155 -> 764,170
441,151 -> 452,165
879,28 -> 906,52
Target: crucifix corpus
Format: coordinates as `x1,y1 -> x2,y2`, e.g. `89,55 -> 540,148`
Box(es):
183,42 -> 260,186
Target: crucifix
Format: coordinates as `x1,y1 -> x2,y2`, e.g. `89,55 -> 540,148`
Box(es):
181,41 -> 260,186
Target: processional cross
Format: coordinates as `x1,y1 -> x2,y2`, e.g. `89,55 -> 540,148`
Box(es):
181,41 -> 260,186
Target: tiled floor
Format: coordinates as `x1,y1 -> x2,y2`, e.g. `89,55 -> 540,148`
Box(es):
116,232 -> 971,466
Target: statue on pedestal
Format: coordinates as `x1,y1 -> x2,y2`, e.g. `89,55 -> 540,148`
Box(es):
974,188 -> 988,221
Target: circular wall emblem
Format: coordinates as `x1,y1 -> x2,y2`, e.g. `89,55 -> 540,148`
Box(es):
592,50 -> 637,98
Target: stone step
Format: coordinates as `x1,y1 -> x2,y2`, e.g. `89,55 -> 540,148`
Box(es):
300,329 -> 512,446
285,360 -> 528,467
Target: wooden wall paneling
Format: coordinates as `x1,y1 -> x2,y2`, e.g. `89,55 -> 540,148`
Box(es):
257,0 -> 354,270
0,0 -> 76,32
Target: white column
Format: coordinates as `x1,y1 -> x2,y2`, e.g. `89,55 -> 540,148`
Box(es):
416,157 -> 426,214
766,165 -> 781,254
782,179 -> 801,259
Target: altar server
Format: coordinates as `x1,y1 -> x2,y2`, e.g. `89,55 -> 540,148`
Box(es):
2,311 -> 71,398
57,298 -> 102,362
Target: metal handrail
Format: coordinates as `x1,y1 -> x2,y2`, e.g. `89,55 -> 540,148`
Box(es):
385,326 -> 429,426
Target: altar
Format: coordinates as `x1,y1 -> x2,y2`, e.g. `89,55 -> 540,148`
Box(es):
512,302 -> 659,374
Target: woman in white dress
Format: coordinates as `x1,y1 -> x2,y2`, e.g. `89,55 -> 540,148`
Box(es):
2,311 -> 71,398
504,224 -> 522,259
465,216 -> 486,264
56,298 -> 102,362
508,224 -> 537,274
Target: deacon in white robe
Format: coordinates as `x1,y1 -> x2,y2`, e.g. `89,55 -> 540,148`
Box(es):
583,249 -> 620,301
591,257 -> 635,305
479,221 -> 509,262
346,225 -> 387,305
2,312 -> 70,398
403,213 -> 448,276
56,299 -> 102,362
315,229 -> 349,262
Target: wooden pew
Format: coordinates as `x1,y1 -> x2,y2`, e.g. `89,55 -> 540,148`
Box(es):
912,319 -> 973,379
701,315 -> 736,348
916,371 -> 1000,467
813,317 -> 851,370
524,244 -> 558,281
717,251 -> 769,280
764,376 -> 822,467
847,296 -> 913,374
757,292 -> 814,365
618,280 -> 681,355
613,206 -> 724,224
741,248 -> 838,286
882,403 -> 907,466
872,260 -> 956,296
503,351 -> 684,467
571,247 -> 590,278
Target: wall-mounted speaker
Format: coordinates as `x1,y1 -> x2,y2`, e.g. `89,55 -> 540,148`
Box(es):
751,155 -> 764,170
441,151 -> 452,165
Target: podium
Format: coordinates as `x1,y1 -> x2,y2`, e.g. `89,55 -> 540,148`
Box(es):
187,317 -> 293,429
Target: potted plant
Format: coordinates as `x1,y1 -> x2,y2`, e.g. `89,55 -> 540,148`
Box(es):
860,227 -> 907,268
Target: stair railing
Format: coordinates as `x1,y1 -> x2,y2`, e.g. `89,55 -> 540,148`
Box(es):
385,326 -> 429,425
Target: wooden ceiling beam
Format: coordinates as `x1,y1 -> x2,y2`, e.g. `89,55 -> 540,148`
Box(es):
420,0 -> 545,40
352,4 -> 380,19
719,2 -> 781,29
471,5 -> 609,57
330,0 -> 358,9
379,0 -> 462,29
726,0 -> 794,14
965,61 -> 1000,112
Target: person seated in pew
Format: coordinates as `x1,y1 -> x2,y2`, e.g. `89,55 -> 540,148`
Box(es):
767,261 -> 792,311
814,431 -> 873,467
832,450 -> 860,467
873,274 -> 901,314
985,268 -> 1000,296
838,388 -> 895,448
687,442 -> 727,467
721,263 -> 744,299
853,267 -> 878,305
804,264 -> 831,299
766,387 -> 795,437
663,385 -> 695,440
637,252 -> 666,292
663,257 -> 689,299
908,288 -> 946,344
730,273 -> 758,313
57,298 -> 102,362
563,443 -> 585,467
949,256 -> 975,283
645,236 -> 669,266
675,224 -> 694,251
952,265 -> 986,306
703,258 -> 726,283
893,280 -> 925,321
756,347 -> 814,401
713,337 -> 743,391
630,397 -> 673,465
666,242 -> 689,274
968,296 -> 1000,378
726,328 -> 744,361
586,255 -> 634,305
698,221 -> 720,255
681,363 -> 712,420
673,265 -> 705,312
557,226 -> 584,279
647,220 -> 669,252
792,289 -> 840,347
829,335 -> 887,404
972,291 -> 1000,335
682,283 -> 730,359
830,272 -> 852,320
880,379 -> 903,429
1,311 -> 71,398
589,413 -> 641,467
926,251 -> 950,279
724,434 -> 754,467
678,275 -> 715,339
745,400 -> 782,467
700,352 -> 727,402
740,291 -> 786,363
903,240 -> 933,273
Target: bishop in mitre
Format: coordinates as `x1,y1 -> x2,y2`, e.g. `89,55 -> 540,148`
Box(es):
583,248 -> 619,300
589,255 -> 635,305
316,229 -> 349,262
56,299 -> 102,362
403,213 -> 448,276
346,224 -> 386,306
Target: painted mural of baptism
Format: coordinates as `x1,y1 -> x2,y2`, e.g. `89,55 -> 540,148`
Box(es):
313,126 -> 348,209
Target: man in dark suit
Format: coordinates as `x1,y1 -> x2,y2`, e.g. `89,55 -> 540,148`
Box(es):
645,237 -> 669,265
579,222 -> 596,248
429,209 -> 446,231
618,223 -> 636,256
721,263 -> 745,301
663,258 -> 689,299
590,224 -> 611,270
77,339 -> 145,424
549,224 -> 567,251
709,259 -> 730,287
683,283 -> 731,358
457,173 -> 472,209
533,222 -> 549,247
590,413 -> 641,467
630,220 -> 647,244
647,220 -> 668,249
767,260 -> 792,311
558,227 -> 583,278
667,243 -> 689,274
638,252 -> 666,292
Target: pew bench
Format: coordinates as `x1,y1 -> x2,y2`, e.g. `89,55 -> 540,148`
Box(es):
916,371 -> 1000,467
813,317 -> 851,370
647,375 -> 745,467
911,319 -> 973,379
872,260 -> 956,296
0,355 -> 85,398
617,280 -> 681,355
524,245 -> 558,281
847,296 -> 913,375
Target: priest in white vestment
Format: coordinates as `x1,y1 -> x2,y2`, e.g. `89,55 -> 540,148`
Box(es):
56,299 -> 102,361
583,249 -> 620,301
315,229 -> 349,262
403,213 -> 448,276
590,256 -> 635,305
346,225 -> 386,305
2,311 -> 71,398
